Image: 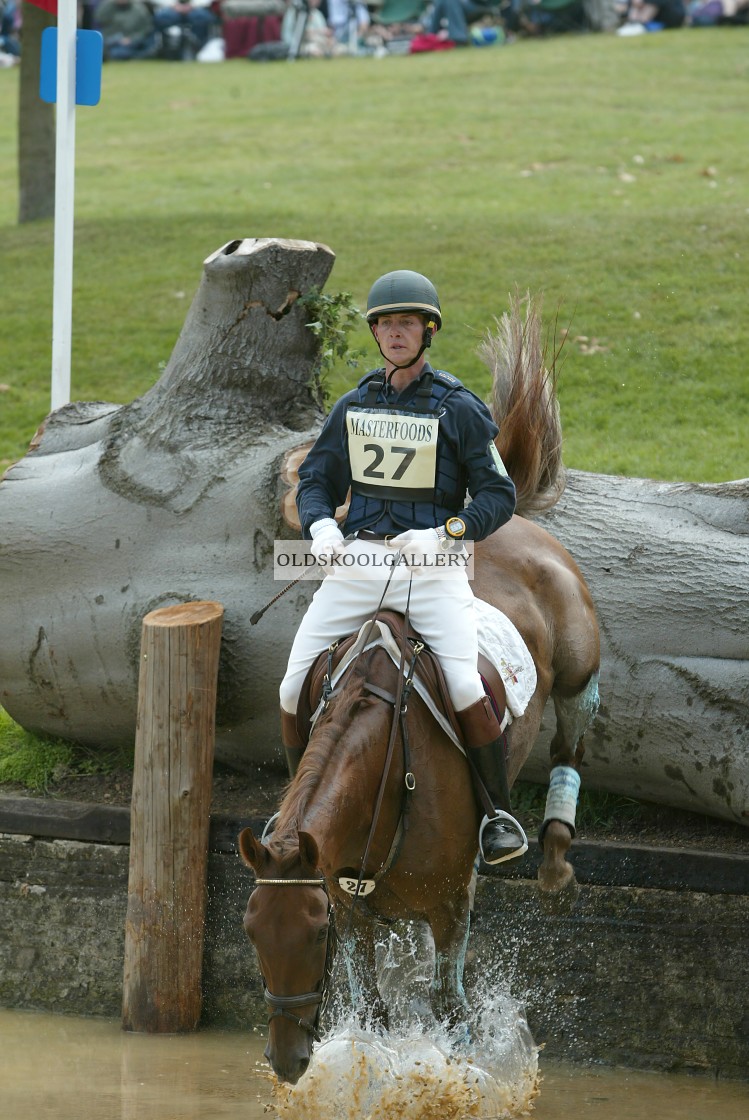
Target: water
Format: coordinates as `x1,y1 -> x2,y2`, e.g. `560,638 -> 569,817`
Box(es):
269,921 -> 542,1119
1,1008 -> 748,1120
270,1022 -> 539,1119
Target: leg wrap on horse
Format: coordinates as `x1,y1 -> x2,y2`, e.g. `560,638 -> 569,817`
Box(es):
280,707 -> 305,779
539,764 -> 581,848
456,698 -> 528,865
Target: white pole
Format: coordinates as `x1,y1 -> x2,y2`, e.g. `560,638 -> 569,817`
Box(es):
50,0 -> 77,412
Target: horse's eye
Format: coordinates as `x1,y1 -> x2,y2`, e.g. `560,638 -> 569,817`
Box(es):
315,925 -> 329,943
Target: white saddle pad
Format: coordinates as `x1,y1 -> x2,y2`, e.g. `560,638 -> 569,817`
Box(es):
310,604 -> 536,743
475,598 -> 537,721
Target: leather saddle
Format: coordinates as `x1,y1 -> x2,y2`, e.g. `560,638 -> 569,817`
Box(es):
295,609 -> 507,748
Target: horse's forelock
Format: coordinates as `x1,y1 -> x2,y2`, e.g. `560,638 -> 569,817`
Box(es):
261,834 -> 305,870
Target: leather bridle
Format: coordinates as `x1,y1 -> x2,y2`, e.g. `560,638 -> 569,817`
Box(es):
252,877 -> 336,1042
252,578 -> 425,1039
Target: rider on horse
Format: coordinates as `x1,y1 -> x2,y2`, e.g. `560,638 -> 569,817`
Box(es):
279,269 -> 527,865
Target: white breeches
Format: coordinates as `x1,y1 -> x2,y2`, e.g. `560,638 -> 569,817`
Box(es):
279,539 -> 485,715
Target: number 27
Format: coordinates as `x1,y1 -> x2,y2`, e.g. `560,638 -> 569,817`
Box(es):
362,444 -> 415,481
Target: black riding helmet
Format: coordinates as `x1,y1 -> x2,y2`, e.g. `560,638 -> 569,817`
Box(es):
365,270 -> 442,331
366,270 -> 442,371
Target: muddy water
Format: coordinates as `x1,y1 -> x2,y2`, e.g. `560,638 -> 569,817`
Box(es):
1,1009 -> 747,1120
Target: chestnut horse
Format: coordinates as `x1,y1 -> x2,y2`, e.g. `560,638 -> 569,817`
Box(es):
239,296 -> 600,1084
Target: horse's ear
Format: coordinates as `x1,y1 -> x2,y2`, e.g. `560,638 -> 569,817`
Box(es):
297,830 -> 320,873
238,827 -> 266,871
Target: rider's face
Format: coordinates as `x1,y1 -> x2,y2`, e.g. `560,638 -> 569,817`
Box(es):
372,313 -> 426,367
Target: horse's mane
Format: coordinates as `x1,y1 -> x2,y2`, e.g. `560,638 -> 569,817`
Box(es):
269,654 -> 380,859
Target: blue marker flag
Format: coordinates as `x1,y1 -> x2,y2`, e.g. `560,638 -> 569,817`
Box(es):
40,28 -> 103,107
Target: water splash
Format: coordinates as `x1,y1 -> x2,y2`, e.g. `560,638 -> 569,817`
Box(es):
266,921 -> 540,1119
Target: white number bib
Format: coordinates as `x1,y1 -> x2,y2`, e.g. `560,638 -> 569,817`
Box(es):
346,408 -> 440,501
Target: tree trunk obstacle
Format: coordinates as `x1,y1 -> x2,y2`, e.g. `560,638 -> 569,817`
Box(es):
0,238 -> 332,766
529,471 -> 748,825
0,238 -> 746,826
122,600 -> 224,1033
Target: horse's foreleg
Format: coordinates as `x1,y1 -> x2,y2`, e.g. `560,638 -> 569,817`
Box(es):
428,896 -> 472,1032
339,907 -> 389,1031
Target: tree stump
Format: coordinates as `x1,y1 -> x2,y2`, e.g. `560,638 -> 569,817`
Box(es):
0,238 -> 333,765
122,600 -> 224,1033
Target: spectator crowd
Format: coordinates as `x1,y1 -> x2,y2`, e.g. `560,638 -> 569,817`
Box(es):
1,0 -> 747,66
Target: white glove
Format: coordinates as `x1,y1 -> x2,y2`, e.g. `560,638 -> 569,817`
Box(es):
309,518 -> 345,566
387,527 -> 440,565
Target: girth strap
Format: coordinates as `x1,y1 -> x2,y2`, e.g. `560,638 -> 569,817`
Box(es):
320,639 -> 339,708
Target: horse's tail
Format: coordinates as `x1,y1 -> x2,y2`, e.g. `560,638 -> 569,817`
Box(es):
478,291 -> 565,517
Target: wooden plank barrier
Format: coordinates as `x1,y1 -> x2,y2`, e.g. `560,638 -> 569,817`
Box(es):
122,600 -> 224,1033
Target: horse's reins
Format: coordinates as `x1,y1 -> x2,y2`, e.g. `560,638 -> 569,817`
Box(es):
255,543 -> 423,1024
252,875 -> 337,1041
281,550 -> 423,926
342,576 -> 424,936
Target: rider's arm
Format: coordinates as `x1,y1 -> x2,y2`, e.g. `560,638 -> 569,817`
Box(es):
444,391 -> 516,541
296,397 -> 353,538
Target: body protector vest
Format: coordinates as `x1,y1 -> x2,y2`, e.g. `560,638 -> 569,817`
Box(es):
343,369 -> 468,535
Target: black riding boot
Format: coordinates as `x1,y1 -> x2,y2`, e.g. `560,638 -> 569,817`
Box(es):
280,708 -> 305,779
469,738 -> 528,864
457,697 -> 528,865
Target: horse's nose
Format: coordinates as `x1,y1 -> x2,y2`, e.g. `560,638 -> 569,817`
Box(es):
278,1056 -> 309,1085
264,1045 -> 310,1085
271,1059 -> 309,1085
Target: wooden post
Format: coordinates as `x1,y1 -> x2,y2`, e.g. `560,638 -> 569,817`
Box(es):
122,600 -> 224,1033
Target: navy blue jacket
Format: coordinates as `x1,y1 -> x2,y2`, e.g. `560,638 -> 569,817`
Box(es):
296,363 -> 516,540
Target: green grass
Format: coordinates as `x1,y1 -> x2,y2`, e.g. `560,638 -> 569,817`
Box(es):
512,779 -> 644,833
0,708 -> 74,791
0,707 -> 133,792
1,30 -> 747,480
